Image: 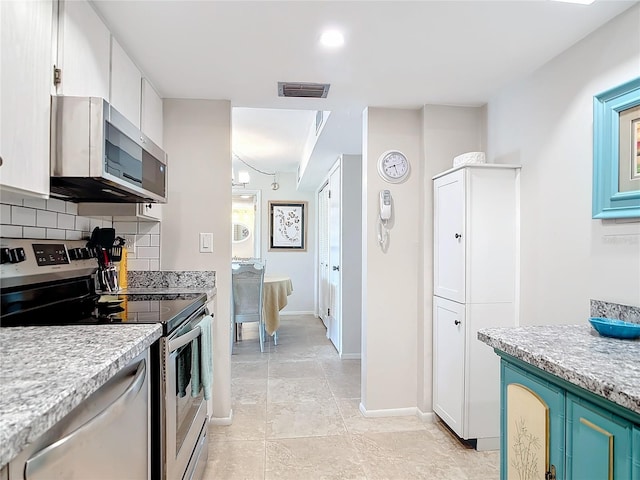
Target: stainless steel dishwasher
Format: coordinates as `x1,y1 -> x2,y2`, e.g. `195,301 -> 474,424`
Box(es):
8,350 -> 151,480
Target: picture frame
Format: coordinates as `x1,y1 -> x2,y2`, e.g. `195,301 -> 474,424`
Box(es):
592,77 -> 640,219
268,201 -> 307,251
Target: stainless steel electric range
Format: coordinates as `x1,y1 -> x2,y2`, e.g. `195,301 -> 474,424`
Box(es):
0,238 -> 210,480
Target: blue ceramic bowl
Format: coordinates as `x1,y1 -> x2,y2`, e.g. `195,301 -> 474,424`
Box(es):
588,317 -> 640,340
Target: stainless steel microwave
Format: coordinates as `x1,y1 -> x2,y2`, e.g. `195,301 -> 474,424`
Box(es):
50,96 -> 168,203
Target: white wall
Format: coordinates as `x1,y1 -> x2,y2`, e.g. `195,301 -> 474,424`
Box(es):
162,99 -> 232,421
361,107 -> 423,413
238,171 -> 315,314
487,5 -> 640,325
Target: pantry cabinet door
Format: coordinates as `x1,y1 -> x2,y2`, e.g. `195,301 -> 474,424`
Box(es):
0,0 -> 54,198
433,169 -> 465,303
432,296 -> 465,437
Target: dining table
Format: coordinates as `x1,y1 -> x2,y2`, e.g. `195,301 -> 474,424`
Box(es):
263,275 -> 293,335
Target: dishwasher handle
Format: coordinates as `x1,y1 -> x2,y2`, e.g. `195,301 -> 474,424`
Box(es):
25,359 -> 147,478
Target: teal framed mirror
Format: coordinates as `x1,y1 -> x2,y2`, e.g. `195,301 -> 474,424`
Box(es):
592,77 -> 640,219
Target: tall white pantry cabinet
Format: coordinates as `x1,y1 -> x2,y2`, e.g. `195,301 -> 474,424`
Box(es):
432,164 -> 520,451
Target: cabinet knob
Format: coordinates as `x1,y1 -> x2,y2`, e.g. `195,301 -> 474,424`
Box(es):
0,155 -> 3,166
332,265 -> 340,271
454,233 -> 462,239
454,320 -> 461,326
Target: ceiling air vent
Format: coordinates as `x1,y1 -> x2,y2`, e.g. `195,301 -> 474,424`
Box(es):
278,82 -> 330,99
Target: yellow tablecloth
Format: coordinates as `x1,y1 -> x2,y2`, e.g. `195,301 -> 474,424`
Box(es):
263,275 -> 293,335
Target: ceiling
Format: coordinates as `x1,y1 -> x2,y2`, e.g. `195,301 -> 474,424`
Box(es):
92,0 -> 637,189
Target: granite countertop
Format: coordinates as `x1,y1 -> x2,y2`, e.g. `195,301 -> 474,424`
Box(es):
0,324 -> 162,467
122,286 -> 216,300
478,325 -> 640,415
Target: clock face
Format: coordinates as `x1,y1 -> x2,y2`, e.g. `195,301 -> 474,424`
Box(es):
378,150 -> 410,183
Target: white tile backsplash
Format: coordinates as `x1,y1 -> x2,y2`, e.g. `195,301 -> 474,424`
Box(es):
12,206 -> 36,226
1,204 -> 11,223
57,213 -> 75,230
113,221 -> 138,234
1,225 -> 23,237
75,216 -> 91,232
1,197 -> 162,268
23,198 -> 46,209
65,202 -> 78,215
136,246 -> 160,258
128,258 -> 150,270
23,227 -> 46,239
138,222 -> 160,234
46,198 -> 66,213
36,210 -> 57,228
136,234 -> 151,247
46,228 -> 66,240
0,192 -> 24,206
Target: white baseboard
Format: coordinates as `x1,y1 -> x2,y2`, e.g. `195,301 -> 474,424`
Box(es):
417,408 -> 436,422
208,409 -> 233,426
340,353 -> 361,360
359,403 -> 419,418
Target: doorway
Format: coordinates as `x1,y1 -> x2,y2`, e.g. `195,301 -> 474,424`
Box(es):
232,190 -> 261,259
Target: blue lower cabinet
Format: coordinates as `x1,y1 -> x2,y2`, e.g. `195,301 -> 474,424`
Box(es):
632,427 -> 640,480
566,394 -> 634,480
500,356 -> 640,480
502,361 -> 565,480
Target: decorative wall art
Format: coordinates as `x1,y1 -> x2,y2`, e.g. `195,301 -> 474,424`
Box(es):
592,77 -> 640,219
268,201 -> 307,251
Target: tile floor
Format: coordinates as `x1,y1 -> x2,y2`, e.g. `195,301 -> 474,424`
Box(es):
204,314 -> 499,480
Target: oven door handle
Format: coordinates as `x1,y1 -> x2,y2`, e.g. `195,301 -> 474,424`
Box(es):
169,325 -> 202,353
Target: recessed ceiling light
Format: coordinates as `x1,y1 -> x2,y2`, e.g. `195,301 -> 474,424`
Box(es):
320,29 -> 344,48
551,0 -> 595,4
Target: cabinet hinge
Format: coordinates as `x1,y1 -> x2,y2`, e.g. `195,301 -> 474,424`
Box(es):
545,465 -> 556,480
53,66 -> 62,86
328,190 -> 331,199
327,308 -> 330,316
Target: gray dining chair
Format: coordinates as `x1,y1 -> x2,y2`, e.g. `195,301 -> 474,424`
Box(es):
231,261 -> 266,352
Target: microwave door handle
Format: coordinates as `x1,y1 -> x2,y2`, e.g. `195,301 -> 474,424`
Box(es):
168,326 -> 202,353
25,360 -> 146,479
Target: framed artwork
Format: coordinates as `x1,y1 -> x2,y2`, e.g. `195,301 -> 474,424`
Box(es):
592,77 -> 640,219
268,201 -> 307,251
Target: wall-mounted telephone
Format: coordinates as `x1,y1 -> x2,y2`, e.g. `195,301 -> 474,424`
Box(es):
379,190 -> 392,221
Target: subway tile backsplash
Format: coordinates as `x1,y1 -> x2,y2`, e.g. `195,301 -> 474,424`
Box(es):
0,195 -> 161,271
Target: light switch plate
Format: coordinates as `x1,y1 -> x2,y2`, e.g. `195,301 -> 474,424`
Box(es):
199,233 -> 213,253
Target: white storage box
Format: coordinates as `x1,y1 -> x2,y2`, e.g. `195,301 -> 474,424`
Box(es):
453,151 -> 486,167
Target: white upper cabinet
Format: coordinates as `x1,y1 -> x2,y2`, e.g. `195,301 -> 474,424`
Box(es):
110,38 -> 142,128
56,0 -> 110,100
433,165 -> 520,304
141,79 -> 164,147
0,0 -> 54,198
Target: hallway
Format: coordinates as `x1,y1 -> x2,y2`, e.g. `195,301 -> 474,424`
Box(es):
205,314 -> 499,479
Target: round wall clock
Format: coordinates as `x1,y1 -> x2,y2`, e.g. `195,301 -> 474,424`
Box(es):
377,150 -> 410,183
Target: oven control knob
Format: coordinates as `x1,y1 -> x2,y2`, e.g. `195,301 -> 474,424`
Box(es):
68,248 -> 81,260
9,247 -> 26,263
86,248 -> 97,259
0,248 -> 10,264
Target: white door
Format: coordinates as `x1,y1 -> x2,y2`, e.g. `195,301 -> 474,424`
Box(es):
328,165 -> 341,350
317,182 -> 330,329
433,169 -> 466,303
432,296 -> 466,438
